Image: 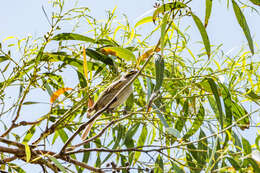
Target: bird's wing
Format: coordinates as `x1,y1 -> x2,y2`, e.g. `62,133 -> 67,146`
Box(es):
92,79 -> 125,110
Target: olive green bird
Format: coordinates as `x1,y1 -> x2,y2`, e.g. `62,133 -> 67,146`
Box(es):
81,70 -> 138,140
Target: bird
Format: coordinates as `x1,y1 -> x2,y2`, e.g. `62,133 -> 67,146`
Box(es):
81,70 -> 138,140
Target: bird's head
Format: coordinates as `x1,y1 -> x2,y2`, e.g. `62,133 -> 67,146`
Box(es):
123,70 -> 138,80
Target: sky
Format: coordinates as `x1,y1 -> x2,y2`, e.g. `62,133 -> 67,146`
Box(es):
0,0 -> 260,172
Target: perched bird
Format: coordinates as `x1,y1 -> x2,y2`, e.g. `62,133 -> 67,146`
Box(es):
81,70 -> 138,140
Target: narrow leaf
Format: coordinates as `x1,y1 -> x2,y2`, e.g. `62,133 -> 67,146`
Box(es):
82,46 -> 88,82
192,13 -> 211,58
153,2 -> 187,23
249,0 -> 260,6
207,78 -> 223,129
24,142 -> 31,162
205,0 -> 213,27
100,47 -> 135,61
161,13 -> 168,56
134,16 -> 153,28
23,125 -> 36,143
154,54 -> 164,91
232,0 -> 254,54
48,156 -> 67,173
52,33 -> 95,43
242,137 -> 252,155
183,104 -> 205,139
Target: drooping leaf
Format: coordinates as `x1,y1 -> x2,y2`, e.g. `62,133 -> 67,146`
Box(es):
23,142 -> 31,162
242,137 -> 252,155
207,78 -> 223,129
0,55 -> 9,63
100,47 -> 135,61
50,87 -> 72,103
52,33 -> 95,43
134,125 -> 148,163
82,47 -> 88,82
220,83 -> 232,128
232,0 -> 254,54
23,125 -> 36,143
183,104 -> 205,139
85,48 -> 114,66
161,13 -> 168,56
231,101 -> 250,130
48,156 -> 67,173
227,157 -> 241,170
134,16 -> 153,28
175,99 -> 189,132
205,0 -> 213,27
154,54 -> 164,91
58,129 -> 69,143
198,130 -> 208,164
152,2 -> 187,23
249,0 -> 260,6
124,123 -> 140,148
192,13 -> 211,58
155,155 -> 164,173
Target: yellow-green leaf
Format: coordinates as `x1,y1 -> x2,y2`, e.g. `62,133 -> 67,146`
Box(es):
134,16 -> 153,28
232,0 -> 254,54
24,142 -> 31,162
192,13 -> 211,59
153,2 -> 187,23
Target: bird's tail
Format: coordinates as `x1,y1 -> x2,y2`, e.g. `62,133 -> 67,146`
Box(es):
81,117 -> 97,140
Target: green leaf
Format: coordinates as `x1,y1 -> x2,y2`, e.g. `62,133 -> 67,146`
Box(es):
231,101 -> 249,130
48,156 -> 67,173
23,142 -> 31,162
124,123 -> 140,148
232,0 -> 254,54
101,47 -> 136,61
207,78 -> 223,129
205,0 -> 213,27
227,157 -> 241,170
85,48 -> 114,66
183,104 -> 205,139
134,16 -> 153,28
96,38 -> 119,46
154,55 -> 164,91
243,158 -> 260,172
152,104 -> 169,128
161,13 -> 168,56
205,136 -> 218,173
255,135 -> 260,151
52,33 -> 95,43
0,56 -> 9,63
249,0 -> 260,5
134,125 -> 148,162
242,137 -> 252,155
198,130 -> 208,164
155,155 -> 164,173
152,2 -> 187,23
23,101 -> 41,105
175,99 -> 189,132
171,161 -> 185,173
58,129 -> 69,143
23,125 -> 36,143
220,83 -> 232,128
191,13 -> 211,59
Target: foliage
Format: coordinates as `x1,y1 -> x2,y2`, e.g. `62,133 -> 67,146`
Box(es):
0,0 -> 260,172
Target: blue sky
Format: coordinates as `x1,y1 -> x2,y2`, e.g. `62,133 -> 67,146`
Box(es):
0,0 -> 260,172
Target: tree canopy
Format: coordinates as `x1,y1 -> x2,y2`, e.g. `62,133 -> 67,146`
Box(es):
0,0 -> 260,172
